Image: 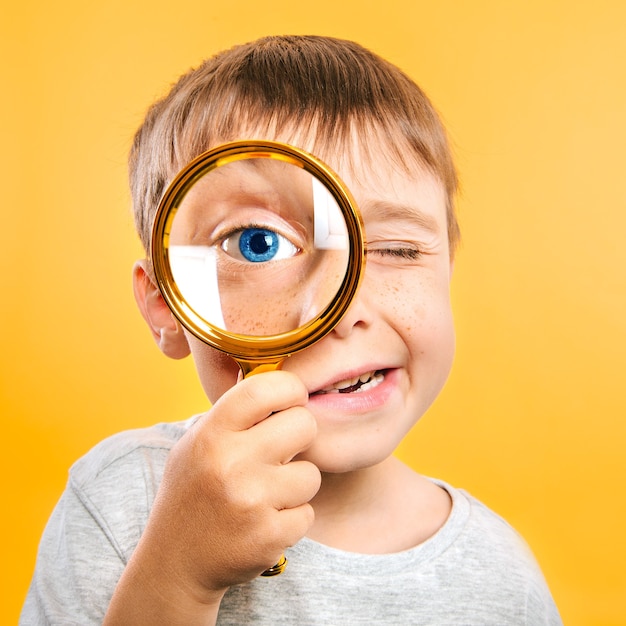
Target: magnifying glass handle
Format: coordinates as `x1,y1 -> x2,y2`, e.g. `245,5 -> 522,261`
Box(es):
237,360 -> 283,378
237,359 -> 289,577
260,553 -> 288,577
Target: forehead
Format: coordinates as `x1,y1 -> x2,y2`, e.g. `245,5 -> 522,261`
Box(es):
310,130 -> 448,236
208,123 -> 448,229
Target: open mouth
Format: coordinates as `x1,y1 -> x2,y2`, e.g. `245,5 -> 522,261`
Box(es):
314,370 -> 385,395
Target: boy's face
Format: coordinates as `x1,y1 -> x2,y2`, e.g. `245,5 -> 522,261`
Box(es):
142,129 -> 455,474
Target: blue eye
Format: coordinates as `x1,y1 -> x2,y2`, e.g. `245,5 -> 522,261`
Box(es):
222,227 -> 300,263
239,229 -> 279,262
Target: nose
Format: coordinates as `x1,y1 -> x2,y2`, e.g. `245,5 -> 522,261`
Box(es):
329,273 -> 374,339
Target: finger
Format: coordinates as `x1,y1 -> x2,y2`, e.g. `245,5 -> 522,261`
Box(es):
253,406 -> 317,463
209,370 -> 309,432
269,460 -> 322,511
273,503 -> 317,550
252,502 -> 317,573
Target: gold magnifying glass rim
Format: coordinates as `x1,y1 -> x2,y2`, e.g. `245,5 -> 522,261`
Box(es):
151,140 -> 365,362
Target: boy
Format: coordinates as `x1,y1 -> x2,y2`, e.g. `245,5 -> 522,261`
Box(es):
21,35 -> 562,624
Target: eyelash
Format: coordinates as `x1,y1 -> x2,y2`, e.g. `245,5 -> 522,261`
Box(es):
366,244 -> 422,261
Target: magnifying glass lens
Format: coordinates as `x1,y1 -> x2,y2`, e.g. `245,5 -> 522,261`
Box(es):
166,156 -> 350,337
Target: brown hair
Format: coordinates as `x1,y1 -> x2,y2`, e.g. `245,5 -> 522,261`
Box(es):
129,35 -> 459,255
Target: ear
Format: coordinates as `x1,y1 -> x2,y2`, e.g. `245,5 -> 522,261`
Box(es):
132,260 -> 191,359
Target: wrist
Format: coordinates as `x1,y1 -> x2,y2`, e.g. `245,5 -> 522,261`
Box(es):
104,538 -> 227,625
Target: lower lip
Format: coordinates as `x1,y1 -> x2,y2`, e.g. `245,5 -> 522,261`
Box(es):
307,368 -> 399,415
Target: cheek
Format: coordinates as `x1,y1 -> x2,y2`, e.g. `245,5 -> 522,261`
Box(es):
383,271 -> 456,365
382,269 -> 451,324
184,332 -> 239,402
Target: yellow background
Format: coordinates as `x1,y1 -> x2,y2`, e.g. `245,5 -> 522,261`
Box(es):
2,1 -> 625,624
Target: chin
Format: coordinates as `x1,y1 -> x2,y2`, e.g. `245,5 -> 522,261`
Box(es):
300,436 -> 398,475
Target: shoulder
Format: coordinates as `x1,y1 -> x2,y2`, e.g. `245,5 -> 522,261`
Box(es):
69,416 -> 197,490
65,417 -> 199,548
20,418 -> 200,623
434,480 -> 562,623
435,479 -> 541,573
446,482 -> 539,567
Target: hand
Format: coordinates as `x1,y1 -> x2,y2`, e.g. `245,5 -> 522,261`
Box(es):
105,370 -> 320,623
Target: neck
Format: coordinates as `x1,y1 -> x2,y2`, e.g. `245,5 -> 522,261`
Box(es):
306,456 -> 451,554
311,457 -> 394,518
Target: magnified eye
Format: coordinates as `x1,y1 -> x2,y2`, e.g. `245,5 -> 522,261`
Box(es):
222,227 -> 300,263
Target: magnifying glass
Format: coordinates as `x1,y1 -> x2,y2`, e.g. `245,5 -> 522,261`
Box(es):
151,140 -> 365,575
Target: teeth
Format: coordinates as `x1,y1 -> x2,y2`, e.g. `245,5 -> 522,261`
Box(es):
335,375 -> 360,390
320,370 -> 384,394
357,372 -> 384,393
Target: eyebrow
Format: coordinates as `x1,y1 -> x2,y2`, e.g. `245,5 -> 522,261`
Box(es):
360,200 -> 442,234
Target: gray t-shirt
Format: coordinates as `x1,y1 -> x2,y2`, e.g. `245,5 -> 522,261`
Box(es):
21,418 -> 562,625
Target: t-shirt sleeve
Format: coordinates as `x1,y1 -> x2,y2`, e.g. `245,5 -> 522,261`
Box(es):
459,493 -> 563,625
525,565 -> 563,625
20,481 -> 128,625
20,425 -> 177,625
